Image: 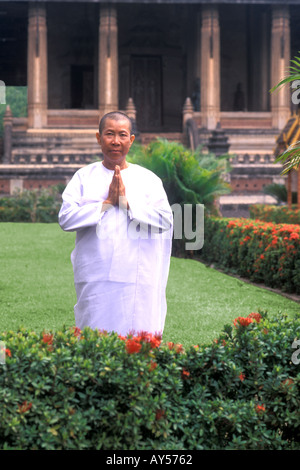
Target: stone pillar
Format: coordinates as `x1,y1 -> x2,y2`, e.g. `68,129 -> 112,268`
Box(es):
3,105 -> 13,164
271,5 -> 290,129
200,5 -> 220,130
182,97 -> 194,129
98,5 -> 119,117
125,97 -> 136,123
260,11 -> 270,112
27,3 -> 48,128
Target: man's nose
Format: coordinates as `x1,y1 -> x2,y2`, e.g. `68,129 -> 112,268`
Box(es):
112,135 -> 120,145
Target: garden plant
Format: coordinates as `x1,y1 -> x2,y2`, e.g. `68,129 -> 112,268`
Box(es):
0,134 -> 299,450
201,216 -> 300,294
0,310 -> 299,450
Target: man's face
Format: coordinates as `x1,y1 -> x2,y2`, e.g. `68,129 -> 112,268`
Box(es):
96,118 -> 135,170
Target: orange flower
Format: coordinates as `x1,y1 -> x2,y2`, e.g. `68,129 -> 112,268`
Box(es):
239,372 -> 245,382
234,317 -> 253,327
18,401 -> 32,414
167,342 -> 183,353
181,368 -> 190,379
175,343 -> 183,353
42,333 -> 53,345
2,347 -> 11,357
73,327 -> 81,337
255,404 -> 266,413
149,360 -> 158,371
150,336 -> 161,348
248,312 -> 262,323
125,338 -> 142,354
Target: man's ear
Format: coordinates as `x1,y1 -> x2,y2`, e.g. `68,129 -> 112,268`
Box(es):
96,132 -> 101,145
130,134 -> 135,146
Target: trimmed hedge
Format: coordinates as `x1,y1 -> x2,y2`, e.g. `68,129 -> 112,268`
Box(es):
201,217 -> 300,294
0,311 -> 299,450
250,204 -> 300,225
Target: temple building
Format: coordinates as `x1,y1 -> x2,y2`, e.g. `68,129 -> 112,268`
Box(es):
0,0 -> 300,213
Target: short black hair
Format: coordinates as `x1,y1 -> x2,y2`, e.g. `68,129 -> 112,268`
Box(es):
99,111 -> 133,135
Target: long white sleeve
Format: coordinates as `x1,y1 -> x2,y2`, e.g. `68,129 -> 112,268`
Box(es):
58,171 -> 105,232
126,178 -> 173,234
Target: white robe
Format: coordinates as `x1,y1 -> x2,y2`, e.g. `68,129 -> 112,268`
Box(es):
58,161 -> 173,336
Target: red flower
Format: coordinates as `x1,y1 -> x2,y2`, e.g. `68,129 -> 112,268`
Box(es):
149,360 -> 158,371
73,327 -> 81,337
138,331 -> 162,349
255,404 -> 266,414
18,401 -> 32,414
248,312 -> 262,323
155,409 -> 165,421
234,317 -> 253,327
2,347 -> 11,357
167,342 -> 183,353
42,333 -> 53,345
149,335 -> 162,349
181,368 -> 190,379
239,372 -> 245,382
125,338 -> 142,354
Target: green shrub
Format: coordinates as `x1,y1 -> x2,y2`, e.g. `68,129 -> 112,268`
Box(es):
0,185 -> 64,223
201,216 -> 300,294
127,139 -> 230,256
0,87 -> 27,137
128,139 -> 230,212
0,311 -> 299,450
250,204 -> 300,225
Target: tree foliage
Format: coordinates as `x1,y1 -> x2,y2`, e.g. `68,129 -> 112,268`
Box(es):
0,86 -> 27,136
270,53 -> 300,172
128,138 -> 231,212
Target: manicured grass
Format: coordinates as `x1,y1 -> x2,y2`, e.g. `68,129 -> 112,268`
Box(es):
1,223 -> 299,347
165,258 -> 299,346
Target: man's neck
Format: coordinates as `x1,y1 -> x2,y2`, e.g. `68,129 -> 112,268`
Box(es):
102,160 -> 129,171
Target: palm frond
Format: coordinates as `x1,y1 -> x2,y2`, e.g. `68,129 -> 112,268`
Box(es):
270,51 -> 300,93
270,74 -> 300,93
274,141 -> 300,174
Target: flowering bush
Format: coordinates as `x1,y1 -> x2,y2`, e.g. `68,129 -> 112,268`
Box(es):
0,311 -> 299,450
201,217 -> 300,293
250,204 -> 300,225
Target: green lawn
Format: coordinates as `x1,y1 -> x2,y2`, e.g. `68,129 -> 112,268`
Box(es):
1,223 -> 299,347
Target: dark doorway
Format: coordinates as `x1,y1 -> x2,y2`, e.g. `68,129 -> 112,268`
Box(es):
71,65 -> 94,109
131,56 -> 162,131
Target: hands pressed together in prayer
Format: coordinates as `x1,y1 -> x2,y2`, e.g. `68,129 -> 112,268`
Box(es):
102,165 -> 129,211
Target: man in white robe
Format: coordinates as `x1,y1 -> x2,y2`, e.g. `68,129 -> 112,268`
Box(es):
58,112 -> 173,336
